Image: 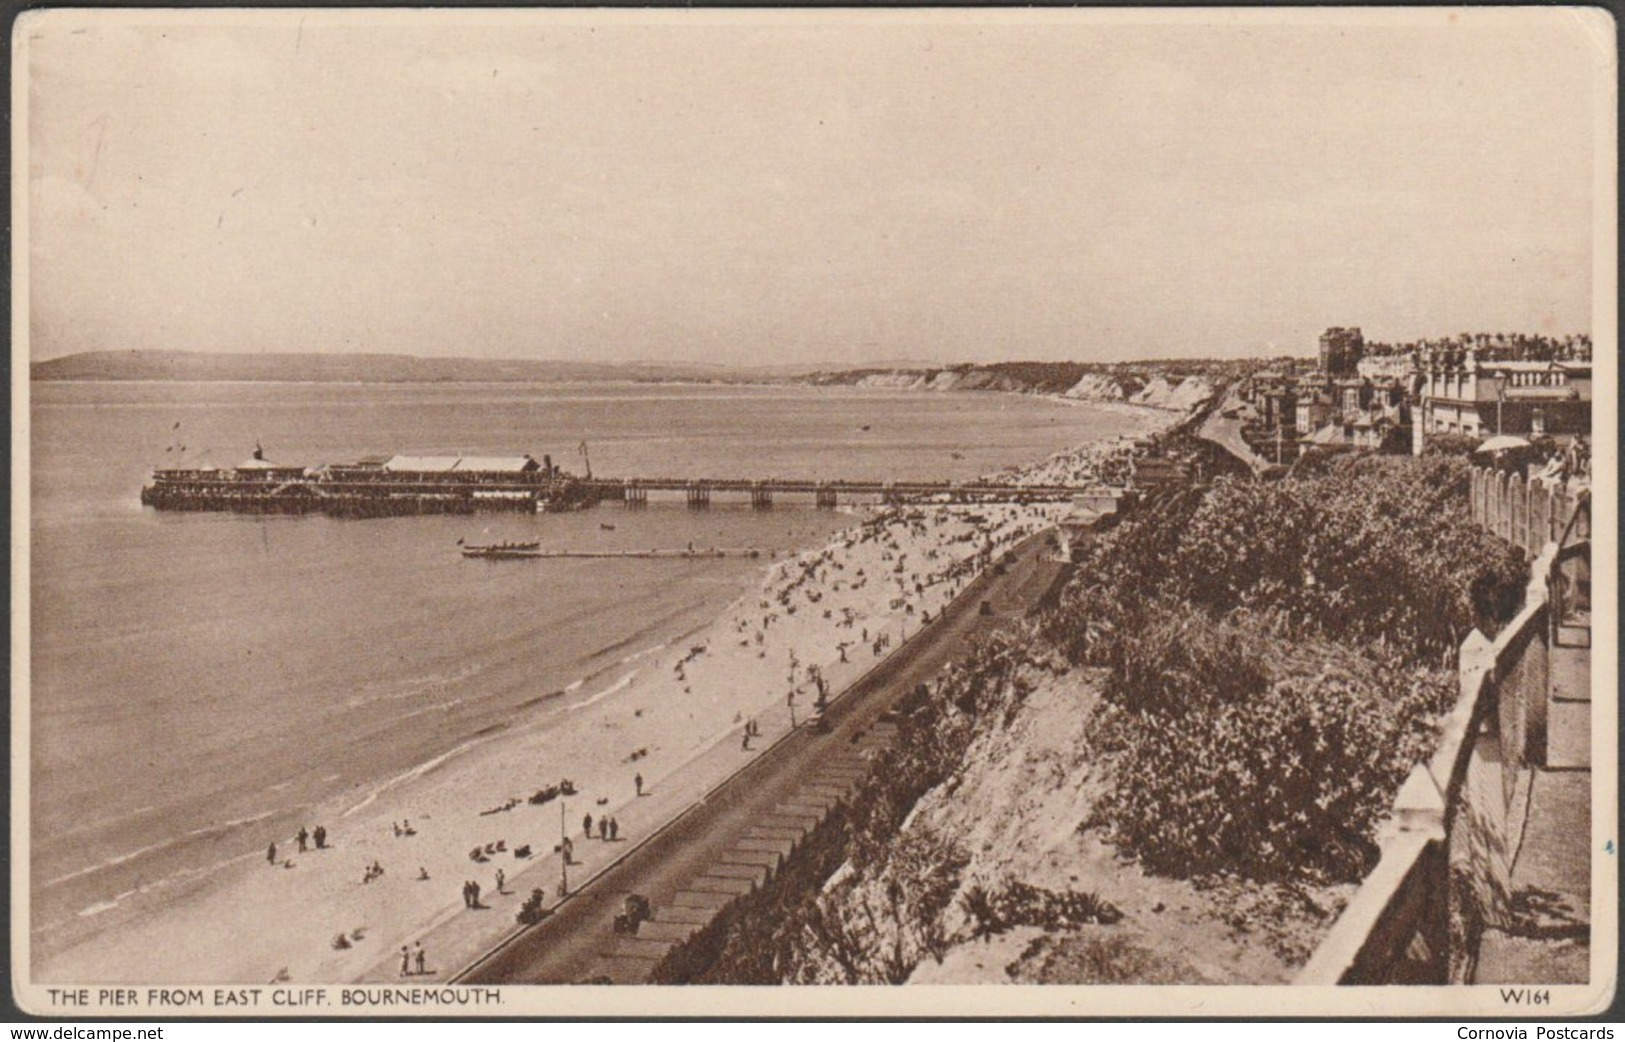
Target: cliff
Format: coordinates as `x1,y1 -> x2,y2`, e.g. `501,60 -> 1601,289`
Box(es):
801,362 -> 1218,409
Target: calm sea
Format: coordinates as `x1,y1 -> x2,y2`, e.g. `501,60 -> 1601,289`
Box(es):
28,380 -> 1129,955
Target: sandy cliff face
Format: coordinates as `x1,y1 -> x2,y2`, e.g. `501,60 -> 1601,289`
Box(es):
783,652 -> 1343,986
1128,376 -> 1214,410
853,372 -> 931,390
891,668 -> 1317,985
1060,374 -> 1127,400
803,365 -> 1221,411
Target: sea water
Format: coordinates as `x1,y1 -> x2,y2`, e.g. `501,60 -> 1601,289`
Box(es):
27,380 -> 1133,960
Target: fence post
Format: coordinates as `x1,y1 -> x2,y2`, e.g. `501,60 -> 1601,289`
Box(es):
1508,473 -> 1526,551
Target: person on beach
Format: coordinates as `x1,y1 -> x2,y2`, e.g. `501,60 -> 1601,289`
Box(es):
418,866 -> 430,881
496,868 -> 505,893
583,814 -> 594,838
399,947 -> 411,977
609,817 -> 619,841
461,880 -> 472,907
562,837 -> 574,864
314,825 -> 326,849
267,842 -> 277,866
599,815 -> 609,840
471,880 -> 481,907
635,773 -> 643,797
414,943 -> 426,976
296,827 -> 308,853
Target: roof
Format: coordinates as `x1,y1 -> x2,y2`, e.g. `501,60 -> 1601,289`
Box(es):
382,454 -> 539,474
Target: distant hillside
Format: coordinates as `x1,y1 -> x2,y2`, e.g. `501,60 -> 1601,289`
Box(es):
794,360 -> 1244,410
33,352 -> 1249,408
29,350 -> 785,385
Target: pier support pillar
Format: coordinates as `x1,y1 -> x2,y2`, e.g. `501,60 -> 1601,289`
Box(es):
625,485 -> 647,509
815,487 -> 838,510
686,486 -> 710,510
751,487 -> 773,511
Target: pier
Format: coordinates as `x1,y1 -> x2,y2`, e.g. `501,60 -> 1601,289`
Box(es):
142,455 -> 1112,519
584,477 -> 1096,510
464,547 -> 775,561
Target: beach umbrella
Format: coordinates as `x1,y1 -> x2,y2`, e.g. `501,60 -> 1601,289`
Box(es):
1476,435 -> 1531,453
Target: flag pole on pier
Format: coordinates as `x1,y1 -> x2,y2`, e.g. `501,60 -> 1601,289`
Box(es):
559,799 -> 569,898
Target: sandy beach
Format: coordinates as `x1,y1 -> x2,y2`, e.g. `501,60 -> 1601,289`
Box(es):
37,409 -> 1174,986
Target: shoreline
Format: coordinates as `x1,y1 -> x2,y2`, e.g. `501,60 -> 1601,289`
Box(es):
35,408 -> 1180,984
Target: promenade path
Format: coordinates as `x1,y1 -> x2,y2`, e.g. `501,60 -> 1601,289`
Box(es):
358,531 -> 1067,985
1474,615 -> 1592,984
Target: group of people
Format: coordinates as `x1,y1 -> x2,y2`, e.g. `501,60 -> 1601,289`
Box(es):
460,863 -> 509,908
266,824 -> 328,866
361,860 -> 385,884
391,820 -> 416,837
398,942 -> 426,978
583,813 -> 620,841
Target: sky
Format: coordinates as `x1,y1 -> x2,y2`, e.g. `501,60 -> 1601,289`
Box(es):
19,9 -> 1612,366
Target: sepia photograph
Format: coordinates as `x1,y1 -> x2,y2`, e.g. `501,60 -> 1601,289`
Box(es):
10,6 -> 1617,1019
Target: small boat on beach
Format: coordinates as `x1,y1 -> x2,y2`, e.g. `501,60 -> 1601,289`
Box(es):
461,541 -> 542,559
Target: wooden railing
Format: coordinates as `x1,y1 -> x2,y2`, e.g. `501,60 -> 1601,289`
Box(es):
1299,481 -> 1586,984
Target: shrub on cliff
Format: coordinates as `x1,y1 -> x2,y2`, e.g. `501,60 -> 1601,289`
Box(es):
1090,639 -> 1454,882
1052,454 -> 1524,668
1044,452 -> 1521,884
961,880 -> 1123,939
1423,433 -> 1483,458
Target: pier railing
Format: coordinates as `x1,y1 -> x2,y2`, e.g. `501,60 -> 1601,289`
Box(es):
1297,484 -> 1587,985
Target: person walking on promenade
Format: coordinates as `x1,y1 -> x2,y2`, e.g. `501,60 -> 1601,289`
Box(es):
414,942 -> 426,976
470,880 -> 482,908
496,868 -> 506,894
599,815 -> 609,840
267,842 -> 277,866
635,773 -> 643,797
314,825 -> 326,849
399,947 -> 411,977
609,817 -> 619,842
296,827 -> 308,853
584,813 -> 594,839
